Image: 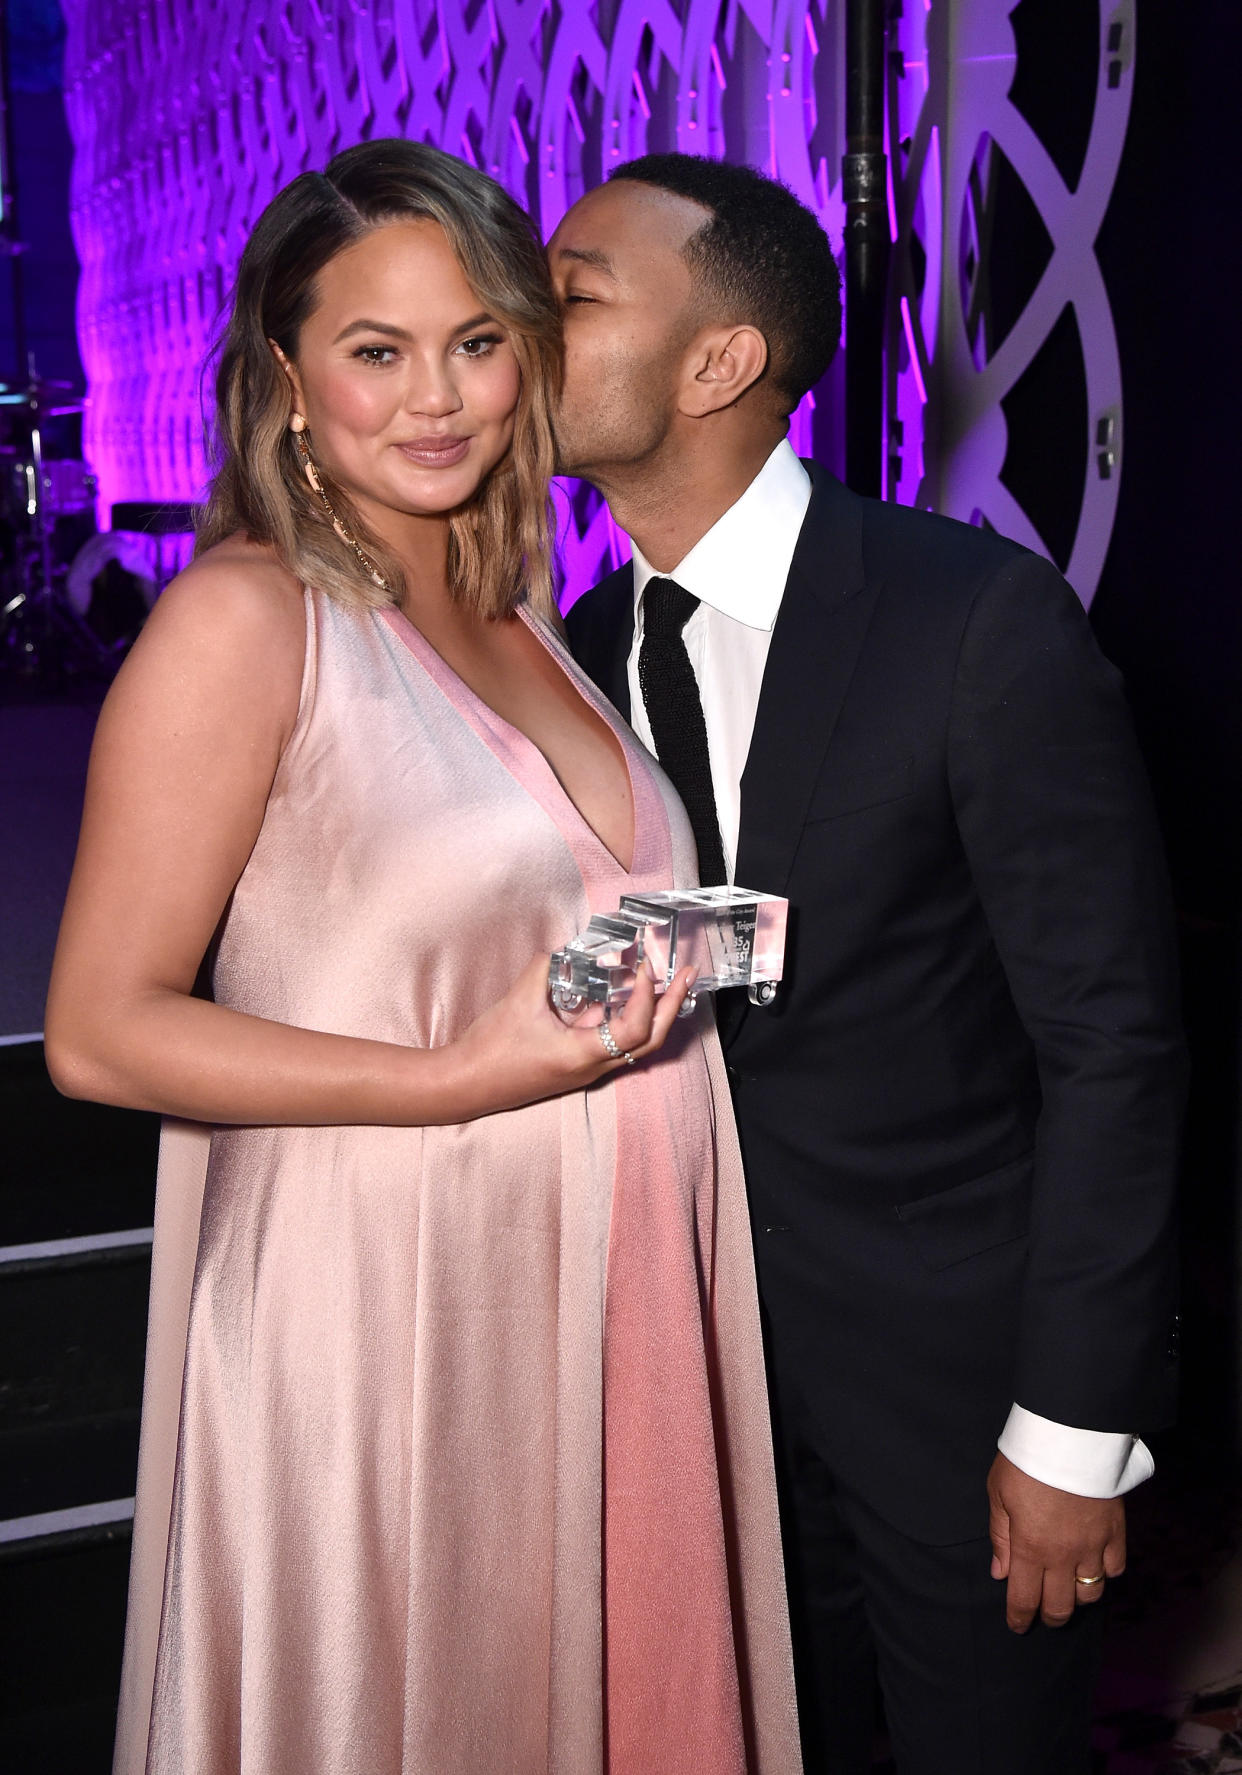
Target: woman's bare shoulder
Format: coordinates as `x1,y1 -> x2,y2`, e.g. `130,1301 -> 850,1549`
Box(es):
105,534 -> 307,737
146,533 -> 306,644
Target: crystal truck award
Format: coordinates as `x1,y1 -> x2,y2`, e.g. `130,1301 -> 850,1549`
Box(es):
549,887 -> 788,1018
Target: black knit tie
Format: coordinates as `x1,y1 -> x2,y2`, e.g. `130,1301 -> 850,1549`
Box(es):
637,577 -> 728,889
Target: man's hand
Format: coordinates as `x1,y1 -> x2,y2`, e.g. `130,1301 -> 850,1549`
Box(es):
987,1452 -> 1126,1633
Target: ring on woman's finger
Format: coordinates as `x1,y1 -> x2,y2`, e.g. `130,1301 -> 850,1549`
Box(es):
1074,1572 -> 1105,1588
597,1022 -> 636,1066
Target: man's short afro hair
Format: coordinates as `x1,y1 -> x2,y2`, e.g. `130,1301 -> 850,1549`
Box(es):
609,153 -> 841,410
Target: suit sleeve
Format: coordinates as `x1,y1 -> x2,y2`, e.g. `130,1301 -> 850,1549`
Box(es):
946,551 -> 1185,1432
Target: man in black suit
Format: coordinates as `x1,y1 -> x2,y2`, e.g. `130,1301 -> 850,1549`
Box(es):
550,156 -> 1184,1774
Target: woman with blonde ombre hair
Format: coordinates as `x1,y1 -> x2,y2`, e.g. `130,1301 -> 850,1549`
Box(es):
48,140 -> 799,1774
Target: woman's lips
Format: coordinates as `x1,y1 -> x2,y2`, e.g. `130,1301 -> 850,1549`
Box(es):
394,436 -> 471,468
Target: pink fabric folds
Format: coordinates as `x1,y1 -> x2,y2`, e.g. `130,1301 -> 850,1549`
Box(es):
604,1044 -> 745,1773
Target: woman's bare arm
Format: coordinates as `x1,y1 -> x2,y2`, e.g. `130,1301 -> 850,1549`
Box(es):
45,545 -> 684,1127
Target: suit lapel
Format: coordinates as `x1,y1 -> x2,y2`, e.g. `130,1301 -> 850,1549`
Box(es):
564,564 -> 634,721
735,469 -> 877,898
603,585 -> 633,719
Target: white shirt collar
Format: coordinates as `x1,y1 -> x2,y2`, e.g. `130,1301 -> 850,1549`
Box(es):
629,438 -> 811,634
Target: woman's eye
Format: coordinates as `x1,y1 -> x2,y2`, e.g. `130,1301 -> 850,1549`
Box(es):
457,333 -> 504,358
355,345 -> 397,365
563,292 -> 595,306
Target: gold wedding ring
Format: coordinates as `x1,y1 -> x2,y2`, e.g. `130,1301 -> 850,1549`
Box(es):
1075,1572 -> 1105,1587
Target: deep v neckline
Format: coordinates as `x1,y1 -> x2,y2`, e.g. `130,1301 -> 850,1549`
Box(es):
379,601 -> 654,881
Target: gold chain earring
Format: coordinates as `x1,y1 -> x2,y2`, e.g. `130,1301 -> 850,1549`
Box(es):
292,426 -> 390,594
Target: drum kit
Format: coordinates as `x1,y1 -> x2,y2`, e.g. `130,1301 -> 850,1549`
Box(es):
0,15 -> 145,685
0,361 -> 141,683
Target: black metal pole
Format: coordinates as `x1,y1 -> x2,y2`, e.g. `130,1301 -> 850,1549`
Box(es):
843,0 -> 889,498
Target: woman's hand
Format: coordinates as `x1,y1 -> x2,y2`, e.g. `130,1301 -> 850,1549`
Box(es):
438,954 -> 699,1120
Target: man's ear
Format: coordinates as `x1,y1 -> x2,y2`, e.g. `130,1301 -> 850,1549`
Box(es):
268,338 -> 306,422
680,325 -> 769,416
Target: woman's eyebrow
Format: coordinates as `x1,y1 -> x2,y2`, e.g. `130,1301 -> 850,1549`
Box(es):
332,312 -> 497,345
451,312 -> 499,336
332,318 -> 414,344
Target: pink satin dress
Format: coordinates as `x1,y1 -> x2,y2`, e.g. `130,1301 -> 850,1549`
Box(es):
112,587 -> 800,1775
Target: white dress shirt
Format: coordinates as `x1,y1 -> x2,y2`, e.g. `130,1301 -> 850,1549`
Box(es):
623,437 -> 1151,1500
626,440 -> 810,882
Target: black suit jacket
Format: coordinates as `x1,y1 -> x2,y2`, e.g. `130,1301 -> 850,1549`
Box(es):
566,466 -> 1185,1542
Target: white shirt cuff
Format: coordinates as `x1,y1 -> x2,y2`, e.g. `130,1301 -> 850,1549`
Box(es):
998,1404 -> 1154,1498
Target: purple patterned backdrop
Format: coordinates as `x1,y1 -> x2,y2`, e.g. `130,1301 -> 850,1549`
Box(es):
60,0 -> 846,598
61,1 -> 1130,603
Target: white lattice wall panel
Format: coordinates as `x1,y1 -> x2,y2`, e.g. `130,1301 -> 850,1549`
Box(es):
888,1 -> 1134,604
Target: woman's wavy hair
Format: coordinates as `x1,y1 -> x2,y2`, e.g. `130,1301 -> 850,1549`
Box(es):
197,140 -> 560,619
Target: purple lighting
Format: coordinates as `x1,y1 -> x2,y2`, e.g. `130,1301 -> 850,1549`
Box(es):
60,1 -> 1130,605
60,0 -> 848,602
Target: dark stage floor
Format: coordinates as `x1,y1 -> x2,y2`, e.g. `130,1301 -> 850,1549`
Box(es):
2,694 -> 1239,1772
